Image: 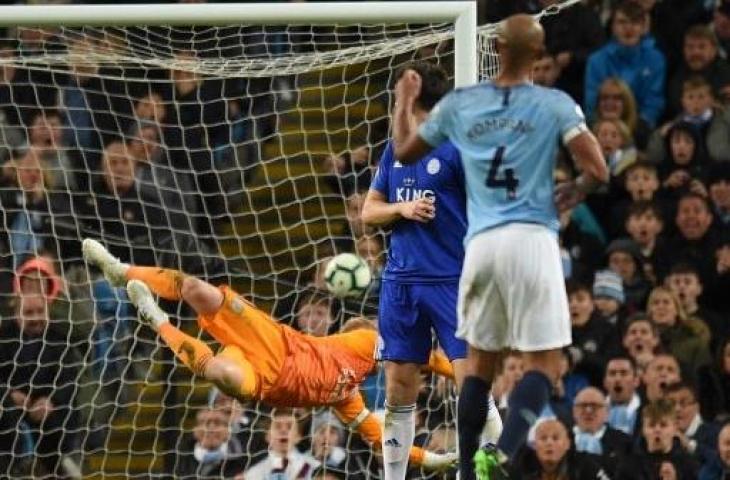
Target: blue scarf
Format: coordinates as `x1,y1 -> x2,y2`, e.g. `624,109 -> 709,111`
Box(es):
608,394 -> 640,435
573,426 -> 605,455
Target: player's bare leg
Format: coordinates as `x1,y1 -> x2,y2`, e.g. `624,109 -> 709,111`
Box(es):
125,280 -> 250,400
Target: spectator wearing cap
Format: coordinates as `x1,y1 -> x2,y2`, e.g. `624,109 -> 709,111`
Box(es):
606,238 -> 652,313
9,254 -> 94,347
593,269 -> 626,328
666,24 -> 730,117
309,412 -> 370,480
308,413 -> 348,472
13,255 -> 61,302
566,281 -> 621,387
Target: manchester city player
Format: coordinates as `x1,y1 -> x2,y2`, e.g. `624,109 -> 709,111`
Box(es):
362,61 -> 501,480
393,16 -> 609,479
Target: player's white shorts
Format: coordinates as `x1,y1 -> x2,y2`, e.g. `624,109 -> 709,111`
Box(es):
456,223 -> 571,352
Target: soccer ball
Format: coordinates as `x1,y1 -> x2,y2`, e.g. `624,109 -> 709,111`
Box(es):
324,253 -> 372,298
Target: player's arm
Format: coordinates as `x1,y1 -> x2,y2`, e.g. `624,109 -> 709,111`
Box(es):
361,189 -> 435,227
333,393 -> 456,470
392,70 -> 434,163
555,130 -> 608,211
569,131 -> 609,190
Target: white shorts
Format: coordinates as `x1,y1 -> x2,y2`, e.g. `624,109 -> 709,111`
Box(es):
456,223 -> 571,352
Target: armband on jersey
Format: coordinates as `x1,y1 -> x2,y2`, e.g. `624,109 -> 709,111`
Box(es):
345,408 -> 371,429
562,122 -> 589,144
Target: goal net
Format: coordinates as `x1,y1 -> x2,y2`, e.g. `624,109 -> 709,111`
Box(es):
0,2 -> 572,478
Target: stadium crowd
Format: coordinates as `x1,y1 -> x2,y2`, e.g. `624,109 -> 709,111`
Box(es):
0,0 -> 730,478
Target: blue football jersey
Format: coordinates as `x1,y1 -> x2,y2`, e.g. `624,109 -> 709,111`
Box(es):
370,140 -> 466,283
419,82 -> 587,242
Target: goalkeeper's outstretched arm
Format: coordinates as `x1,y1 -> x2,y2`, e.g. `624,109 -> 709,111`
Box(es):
333,393 -> 456,470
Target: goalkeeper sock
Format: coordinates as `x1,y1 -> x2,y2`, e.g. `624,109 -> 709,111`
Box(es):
158,322 -> 213,376
127,266 -> 185,301
457,376 -> 490,480
382,402 -> 415,480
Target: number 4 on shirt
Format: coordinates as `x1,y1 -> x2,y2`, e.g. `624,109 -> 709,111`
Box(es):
486,145 -> 519,200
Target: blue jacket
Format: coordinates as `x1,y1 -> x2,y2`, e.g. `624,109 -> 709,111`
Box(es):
584,37 -> 666,127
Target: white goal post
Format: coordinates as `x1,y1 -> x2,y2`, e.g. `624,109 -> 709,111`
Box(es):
0,2 -> 478,87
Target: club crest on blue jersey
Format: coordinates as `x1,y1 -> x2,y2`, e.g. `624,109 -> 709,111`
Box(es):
426,158 -> 441,175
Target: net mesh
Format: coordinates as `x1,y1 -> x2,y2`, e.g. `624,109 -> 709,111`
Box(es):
0,3 -> 577,478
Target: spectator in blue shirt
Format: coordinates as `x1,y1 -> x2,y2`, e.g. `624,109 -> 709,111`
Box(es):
585,1 -> 666,127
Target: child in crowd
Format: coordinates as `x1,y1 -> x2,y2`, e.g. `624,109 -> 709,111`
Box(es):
566,281 -> 619,387
593,118 -> 637,177
659,121 -> 710,209
665,262 -> 727,354
616,399 -> 700,480
624,201 -> 666,284
605,238 -> 652,313
609,161 -> 668,239
649,76 -> 730,164
592,269 -> 626,328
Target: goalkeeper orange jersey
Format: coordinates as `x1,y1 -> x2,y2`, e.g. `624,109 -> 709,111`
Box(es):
197,285 -> 454,466
197,286 -> 377,407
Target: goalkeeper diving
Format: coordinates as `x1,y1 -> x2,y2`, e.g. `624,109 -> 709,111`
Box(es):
82,238 -> 488,470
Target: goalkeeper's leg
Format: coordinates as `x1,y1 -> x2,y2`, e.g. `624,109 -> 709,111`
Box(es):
126,279 -> 257,399
82,238 -> 224,315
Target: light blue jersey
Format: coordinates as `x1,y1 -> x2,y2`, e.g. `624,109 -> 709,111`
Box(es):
419,82 -> 587,243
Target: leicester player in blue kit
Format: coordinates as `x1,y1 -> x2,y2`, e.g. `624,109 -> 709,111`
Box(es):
393,16 -> 609,480
362,61 -> 501,480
